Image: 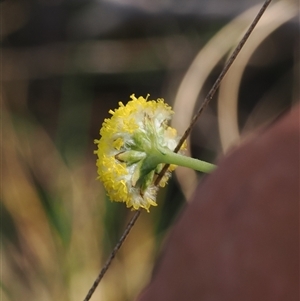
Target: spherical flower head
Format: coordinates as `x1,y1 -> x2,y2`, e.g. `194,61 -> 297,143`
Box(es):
94,94 -> 185,212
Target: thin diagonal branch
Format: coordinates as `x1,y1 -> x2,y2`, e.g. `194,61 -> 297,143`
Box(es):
83,210 -> 141,301
82,1 -> 272,300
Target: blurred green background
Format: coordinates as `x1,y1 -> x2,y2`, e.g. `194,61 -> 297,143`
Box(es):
1,0 -> 298,300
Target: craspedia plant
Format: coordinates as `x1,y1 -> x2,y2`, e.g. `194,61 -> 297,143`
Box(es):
94,94 -> 186,212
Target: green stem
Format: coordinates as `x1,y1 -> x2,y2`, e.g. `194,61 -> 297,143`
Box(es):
154,146 -> 216,174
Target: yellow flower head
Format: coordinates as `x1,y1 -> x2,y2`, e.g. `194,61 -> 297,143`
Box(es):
94,94 -> 184,212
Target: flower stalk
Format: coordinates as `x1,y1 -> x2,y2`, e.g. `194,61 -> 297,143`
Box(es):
151,146 -> 216,173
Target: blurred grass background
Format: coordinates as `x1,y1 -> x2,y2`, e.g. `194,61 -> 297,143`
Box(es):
1,0 -> 299,300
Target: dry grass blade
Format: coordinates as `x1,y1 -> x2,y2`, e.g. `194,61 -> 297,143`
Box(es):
172,3 -> 267,199
217,0 -> 297,152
